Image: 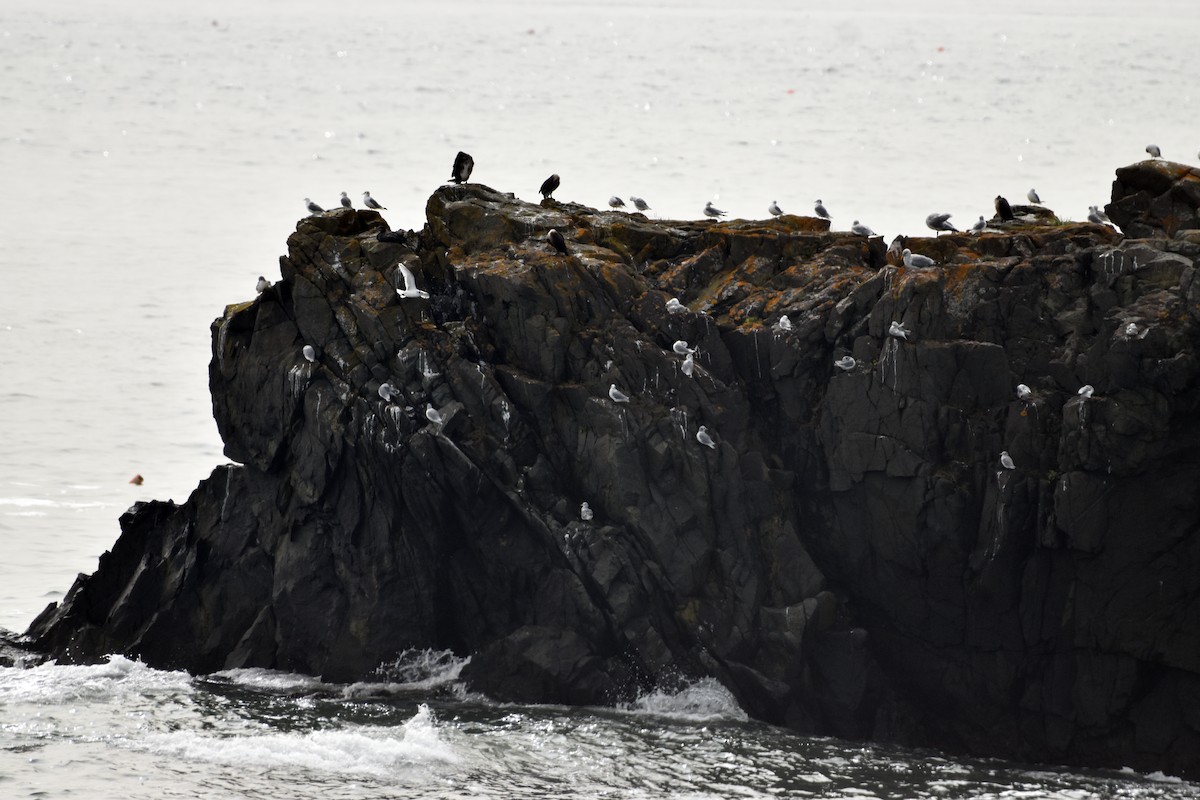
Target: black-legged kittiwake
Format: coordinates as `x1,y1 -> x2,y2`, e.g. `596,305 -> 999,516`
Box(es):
396,262 -> 430,299
834,355 -> 856,371
630,196 -> 650,211
378,383 -> 397,402
672,340 -> 693,356
256,275 -> 270,293
1078,384 -> 1095,399
666,297 -> 686,314
971,215 -> 986,234
362,191 -> 387,210
1087,206 -> 1106,225
704,201 -> 726,219
1027,188 -> 1042,205
925,212 -> 957,235
774,315 -> 793,333
814,199 -> 831,220
580,501 -> 594,521
608,196 -> 626,209
303,344 -> 316,362
1146,144 -> 1162,159
768,200 -> 783,217
425,405 -> 444,427
902,248 -> 936,268
681,352 -> 694,376
305,198 -> 324,215
1016,383 -> 1032,400
1125,322 -> 1139,336
340,192 -> 352,208
696,425 -> 717,449
851,220 -> 876,237
888,321 -> 911,340
1000,451 -> 1015,470
609,384 -> 630,403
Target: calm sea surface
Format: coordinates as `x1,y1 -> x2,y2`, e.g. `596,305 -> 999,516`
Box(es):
2,0 -> 1198,795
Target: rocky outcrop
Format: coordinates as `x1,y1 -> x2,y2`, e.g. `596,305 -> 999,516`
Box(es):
25,162 -> 1200,777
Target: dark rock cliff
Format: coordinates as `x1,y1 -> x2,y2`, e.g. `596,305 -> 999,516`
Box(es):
25,160 -> 1200,777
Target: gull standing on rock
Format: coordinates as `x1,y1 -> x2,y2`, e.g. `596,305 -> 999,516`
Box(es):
902,249 -> 936,269
1146,144 -> 1162,159
1125,322 -> 1140,337
1087,206 -> 1107,225
256,275 -> 270,293
851,220 -> 876,237
672,340 -> 693,356
696,425 -> 717,450
888,321 -> 911,341
774,315 -> 793,333
971,215 -> 987,234
1027,188 -> 1042,205
1000,451 -> 1016,470
681,352 -> 694,376
925,213 -> 957,235
580,502 -> 593,521
362,191 -> 386,210
666,297 -> 687,314
609,384 -> 630,403
768,200 -> 783,217
540,174 -> 560,200
378,383 -> 397,402
704,201 -> 726,219
425,405 -> 444,429
303,345 -> 317,363
834,355 -> 856,371
1078,384 -> 1095,399
1016,383 -> 1032,400
814,199 -> 831,220
630,196 -> 650,212
396,262 -> 430,299
608,196 -> 626,210
340,192 -> 352,208
547,229 -> 569,256
305,198 -> 324,215
450,151 -> 474,184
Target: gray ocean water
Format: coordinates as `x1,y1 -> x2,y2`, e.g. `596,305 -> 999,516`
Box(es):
2,0 -> 1199,795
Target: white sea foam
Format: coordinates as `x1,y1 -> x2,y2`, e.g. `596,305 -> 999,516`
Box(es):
620,677 -> 748,723
0,654 -> 193,705
349,648 -> 471,696
138,703 -> 457,778
207,667 -> 328,694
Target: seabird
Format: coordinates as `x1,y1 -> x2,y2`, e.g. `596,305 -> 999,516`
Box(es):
1087,206 -> 1107,225
696,425 -> 717,450
256,276 -> 270,293
540,174 -> 560,199
609,384 -> 630,403
850,220 -> 876,237
672,340 -> 693,356
1078,384 -> 1095,399
1146,144 -> 1162,159
768,200 -> 783,217
630,196 -> 650,211
888,321 -> 911,341
666,297 -> 687,314
814,199 -> 831,220
340,192 -> 352,209
1027,188 -> 1042,205
834,355 -> 856,371
547,228 -> 569,255
925,212 -> 957,235
450,151 -> 474,184
580,501 -> 594,521
302,344 -> 316,362
902,248 -> 936,269
608,196 -> 626,209
362,191 -> 386,210
681,352 -> 694,376
1000,451 -> 1015,470
774,315 -> 793,332
305,198 -> 324,215
994,195 -> 1015,221
396,262 -> 430,299
1125,322 -> 1139,336
425,405 -> 444,428
378,383 -> 397,402
1016,383 -> 1032,400
971,215 -> 987,234
704,201 -> 726,219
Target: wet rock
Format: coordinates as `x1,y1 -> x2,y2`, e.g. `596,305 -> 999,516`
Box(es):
22,170 -> 1200,778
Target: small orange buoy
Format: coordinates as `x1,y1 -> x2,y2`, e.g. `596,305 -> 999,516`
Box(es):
129,474 -> 144,485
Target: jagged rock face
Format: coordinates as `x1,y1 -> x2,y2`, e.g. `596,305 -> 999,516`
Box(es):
1109,158 -> 1200,239
25,174 -> 1200,777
